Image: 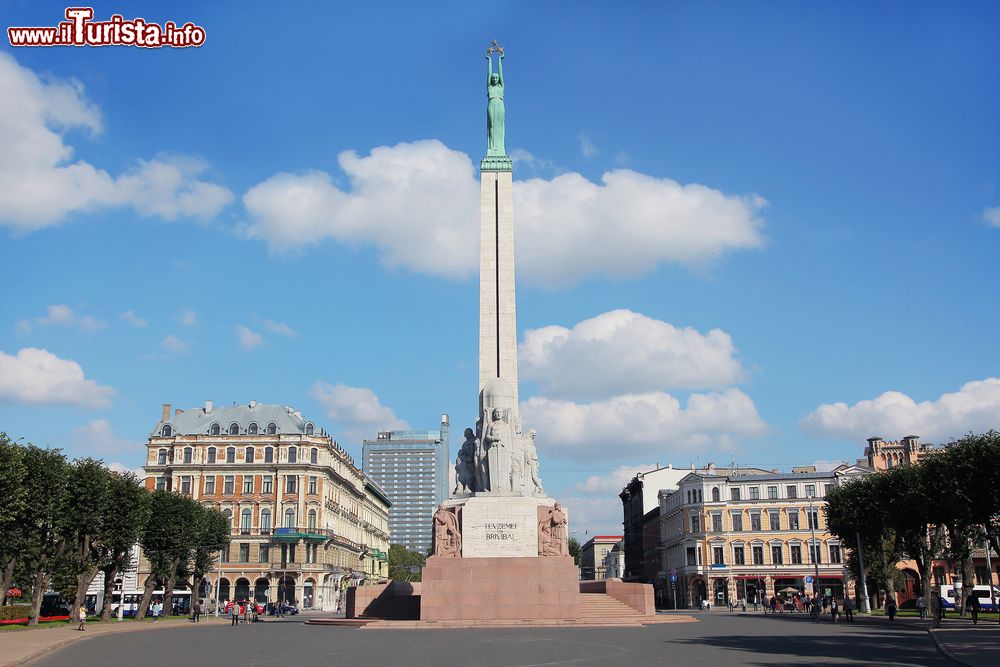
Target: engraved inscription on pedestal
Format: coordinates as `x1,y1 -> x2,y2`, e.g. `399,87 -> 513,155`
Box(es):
458,496 -> 557,558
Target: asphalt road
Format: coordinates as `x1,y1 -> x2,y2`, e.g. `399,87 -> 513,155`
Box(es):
29,612 -> 950,667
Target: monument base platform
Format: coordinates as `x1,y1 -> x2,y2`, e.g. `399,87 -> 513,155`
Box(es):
420,555 -> 580,621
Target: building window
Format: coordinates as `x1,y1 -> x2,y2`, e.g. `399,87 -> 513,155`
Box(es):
305,423 -> 314,435
771,545 -> 783,564
690,514 -> 700,533
731,513 -> 743,531
264,447 -> 273,463
243,447 -> 253,463
207,447 -> 216,463
809,544 -> 822,564
767,486 -> 778,499
711,514 -> 723,532
179,447 -> 190,464
248,423 -> 258,435
711,487 -> 720,502
205,476 -> 216,495
224,475 -> 234,495
752,545 -> 764,565
933,567 -> 945,585
807,509 -> 819,530
222,508 -> 232,529
824,484 -> 833,496
788,510 -> 799,530
829,544 -> 842,564
733,545 -> 745,565
805,484 -> 816,498
243,477 -> 254,494
286,476 -> 297,493
239,543 -> 250,562
749,487 -> 760,500
310,448 -> 318,465
284,508 -> 295,528
157,449 -> 167,465
155,477 -> 168,491
262,476 -> 273,494
220,545 -> 230,563
307,509 -> 317,530
288,447 -> 297,464
267,422 -> 276,436
241,509 -> 252,534
730,488 -> 741,501
308,476 -> 317,495
229,423 -> 240,436
259,544 -> 270,563
226,447 -> 235,464
713,546 -> 724,565
211,423 -> 221,436
260,508 -> 271,533
791,545 -> 802,564
162,425 -> 172,437
786,485 -> 797,499
768,510 -> 780,531
750,513 -> 761,531
180,476 -> 191,495
686,547 -> 697,566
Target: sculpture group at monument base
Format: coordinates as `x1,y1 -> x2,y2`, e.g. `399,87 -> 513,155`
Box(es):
420,555 -> 580,621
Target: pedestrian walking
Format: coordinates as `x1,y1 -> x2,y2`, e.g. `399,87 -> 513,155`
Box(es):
151,601 -> 159,622
193,600 -> 202,622
886,596 -> 897,621
810,597 -> 821,623
916,595 -> 927,620
830,598 -> 839,623
969,594 -> 981,625
77,606 -> 87,631
843,596 -> 854,623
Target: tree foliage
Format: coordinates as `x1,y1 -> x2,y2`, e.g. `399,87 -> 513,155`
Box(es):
388,544 -> 426,582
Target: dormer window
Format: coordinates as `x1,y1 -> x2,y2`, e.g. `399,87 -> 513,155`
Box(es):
210,423 -> 221,436
161,425 -> 172,437
248,423 -> 258,435
229,423 -> 239,436
266,422 -> 277,436
305,423 -> 314,435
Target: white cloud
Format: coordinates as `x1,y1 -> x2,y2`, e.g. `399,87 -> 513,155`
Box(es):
242,140 -> 765,288
180,309 -> 198,327
18,304 -> 106,334
0,52 -> 231,231
573,463 -> 658,494
264,319 -> 296,337
0,347 -> 114,408
159,334 -> 189,355
801,378 -> 1000,443
578,132 -> 599,158
118,310 -> 147,327
312,382 -> 409,442
73,418 -> 133,455
107,462 -> 146,479
236,325 -> 263,350
983,206 -> 1000,228
521,389 -> 767,460
520,309 -> 745,400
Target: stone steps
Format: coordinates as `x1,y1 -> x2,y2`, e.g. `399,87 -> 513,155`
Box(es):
579,593 -> 643,618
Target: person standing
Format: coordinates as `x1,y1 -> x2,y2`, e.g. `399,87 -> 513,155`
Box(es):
843,596 -> 855,623
969,594 -> 981,625
230,600 -> 240,627
916,595 -> 927,620
810,597 -> 821,623
77,606 -> 87,631
886,596 -> 897,621
830,597 -> 839,623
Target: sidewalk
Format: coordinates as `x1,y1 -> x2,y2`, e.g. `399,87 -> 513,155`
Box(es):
0,616 -> 227,667
929,624 -> 1000,667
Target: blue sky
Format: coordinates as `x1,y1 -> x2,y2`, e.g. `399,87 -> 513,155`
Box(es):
2,1 -> 998,535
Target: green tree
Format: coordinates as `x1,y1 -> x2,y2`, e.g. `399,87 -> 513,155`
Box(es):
388,544 -> 425,582
0,434 -> 28,605
136,490 -> 191,619
568,536 -> 581,566
188,506 -> 230,616
57,458 -> 112,621
97,472 -> 151,621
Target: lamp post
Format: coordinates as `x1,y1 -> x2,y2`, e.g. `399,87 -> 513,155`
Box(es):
855,531 -> 872,613
213,548 -> 221,617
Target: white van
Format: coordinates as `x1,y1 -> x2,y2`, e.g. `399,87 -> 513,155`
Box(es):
941,585 -> 1000,611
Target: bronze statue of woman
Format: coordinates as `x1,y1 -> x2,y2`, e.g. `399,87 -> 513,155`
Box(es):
486,49 -> 505,156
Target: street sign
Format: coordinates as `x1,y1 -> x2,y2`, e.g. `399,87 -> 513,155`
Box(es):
669,574 -> 678,583
805,576 -> 813,584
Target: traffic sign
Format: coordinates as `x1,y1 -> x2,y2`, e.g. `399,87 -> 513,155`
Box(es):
669,574 -> 678,583
805,576 -> 813,583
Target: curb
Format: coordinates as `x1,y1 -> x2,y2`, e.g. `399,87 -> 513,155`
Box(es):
927,628 -> 975,667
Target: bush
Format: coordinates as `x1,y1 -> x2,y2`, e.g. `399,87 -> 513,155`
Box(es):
0,605 -> 30,621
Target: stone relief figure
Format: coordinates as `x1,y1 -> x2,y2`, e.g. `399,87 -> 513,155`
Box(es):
432,505 -> 462,557
454,428 -> 477,493
538,502 -> 569,557
509,419 -> 525,493
485,44 -> 505,156
523,429 -> 544,496
483,407 -> 513,492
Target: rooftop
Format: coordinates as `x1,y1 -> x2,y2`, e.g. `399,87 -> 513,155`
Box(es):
152,400 -> 322,438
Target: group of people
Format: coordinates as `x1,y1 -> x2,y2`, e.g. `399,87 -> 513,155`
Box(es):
225,599 -> 263,625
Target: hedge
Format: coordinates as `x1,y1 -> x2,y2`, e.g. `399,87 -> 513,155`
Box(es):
0,605 -> 31,621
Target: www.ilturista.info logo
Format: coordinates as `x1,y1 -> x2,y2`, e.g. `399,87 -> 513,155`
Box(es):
8,7 -> 206,48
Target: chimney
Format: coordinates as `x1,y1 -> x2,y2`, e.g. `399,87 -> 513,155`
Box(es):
162,404 -> 171,422
205,400 -> 213,414
175,408 -> 183,416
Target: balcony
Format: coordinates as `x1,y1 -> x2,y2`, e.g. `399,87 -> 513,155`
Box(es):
271,527 -> 327,543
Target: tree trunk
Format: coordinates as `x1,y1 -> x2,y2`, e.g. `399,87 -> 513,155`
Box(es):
135,575 -> 157,621
190,574 -> 203,619
99,563 -> 119,622
71,564 -> 99,622
27,570 -> 50,626
162,571 -> 177,617
918,555 -> 933,619
0,556 -> 15,606
879,544 -> 895,603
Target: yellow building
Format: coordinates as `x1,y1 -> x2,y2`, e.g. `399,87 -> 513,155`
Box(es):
141,401 -> 390,613
658,464 -> 869,608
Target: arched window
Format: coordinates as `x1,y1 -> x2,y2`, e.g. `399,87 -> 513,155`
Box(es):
288,447 -> 297,464
305,423 -> 314,435
218,578 -> 230,603
240,509 -> 252,534
266,422 -> 276,436
260,508 -> 272,533
712,487 -> 720,502
183,447 -> 193,464
307,509 -> 317,530
245,447 -> 254,464
310,448 -> 318,465
248,423 -> 258,435
226,447 -> 235,463
284,508 -> 295,528
222,508 -> 233,528
157,449 -> 167,465
264,447 -> 273,463
207,447 -> 216,463
229,423 -> 240,436
210,423 -> 221,436
162,425 -> 172,437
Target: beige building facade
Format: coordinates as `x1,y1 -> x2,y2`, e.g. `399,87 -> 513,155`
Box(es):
141,401 -> 390,612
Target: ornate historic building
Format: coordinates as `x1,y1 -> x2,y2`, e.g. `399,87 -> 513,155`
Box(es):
864,434 -> 933,470
140,401 -> 390,612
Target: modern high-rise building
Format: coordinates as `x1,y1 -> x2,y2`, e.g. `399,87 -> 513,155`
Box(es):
363,415 -> 450,554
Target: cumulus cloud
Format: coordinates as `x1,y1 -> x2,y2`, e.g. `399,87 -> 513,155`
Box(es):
520,309 -> 745,400
0,347 -> 114,408
242,140 -> 765,287
73,418 -> 133,455
159,334 -> 189,355
578,131 -> 599,158
17,304 -> 106,334
801,378 -> 1000,443
107,462 -> 146,479
118,310 -> 147,327
0,52 -> 231,231
573,463 -> 658,494
264,319 -> 296,337
983,206 -> 1000,228
236,325 -> 263,350
312,382 -> 409,442
521,389 -> 766,460
558,495 -> 623,537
